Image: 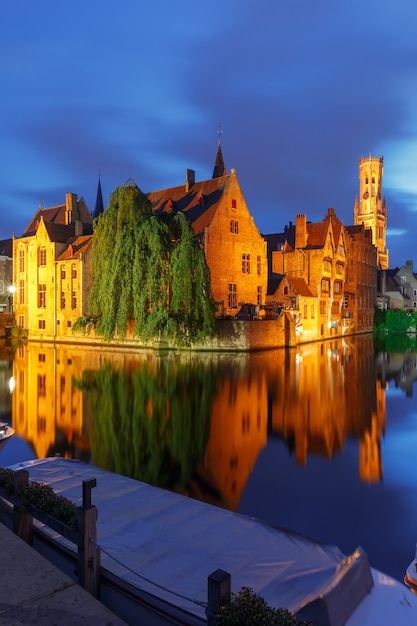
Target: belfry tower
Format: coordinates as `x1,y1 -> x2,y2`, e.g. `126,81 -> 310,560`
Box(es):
354,154 -> 388,269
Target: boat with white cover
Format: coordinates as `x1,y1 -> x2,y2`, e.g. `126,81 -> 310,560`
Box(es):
2,457 -> 417,626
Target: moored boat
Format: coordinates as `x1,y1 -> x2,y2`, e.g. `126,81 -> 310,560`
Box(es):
2,457 -> 417,626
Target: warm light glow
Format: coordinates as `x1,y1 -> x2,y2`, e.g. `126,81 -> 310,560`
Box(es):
8,285 -> 16,295
9,376 -> 15,394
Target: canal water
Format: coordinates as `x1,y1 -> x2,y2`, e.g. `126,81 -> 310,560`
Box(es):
0,334 -> 416,584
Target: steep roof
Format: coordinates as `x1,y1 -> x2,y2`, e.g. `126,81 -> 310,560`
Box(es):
147,174 -> 232,235
56,235 -> 93,261
23,204 -> 68,236
0,238 -> 12,257
287,276 -> 315,297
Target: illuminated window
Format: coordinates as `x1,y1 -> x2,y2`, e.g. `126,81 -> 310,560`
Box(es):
230,220 -> 238,234
61,292 -> 66,309
231,199 -> 236,209
321,278 -> 330,294
38,320 -> 46,329
228,283 -> 237,308
242,253 -> 250,274
257,285 -> 262,305
38,247 -> 46,266
19,279 -> 24,304
71,291 -> 77,309
257,255 -> 261,276
38,284 -> 46,308
61,267 -> 66,280
19,248 -> 25,272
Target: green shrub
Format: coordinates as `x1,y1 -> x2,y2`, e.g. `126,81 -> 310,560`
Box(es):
216,587 -> 311,626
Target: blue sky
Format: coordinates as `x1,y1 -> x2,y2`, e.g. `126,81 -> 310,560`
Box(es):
1,0 -> 417,267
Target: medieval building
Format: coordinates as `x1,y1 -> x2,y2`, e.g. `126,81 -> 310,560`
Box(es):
12,193 -> 93,338
354,154 -> 388,270
265,208 -> 377,340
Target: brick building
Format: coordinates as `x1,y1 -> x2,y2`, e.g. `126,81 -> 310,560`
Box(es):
12,193 -> 93,338
148,142 -> 268,317
265,208 -> 377,341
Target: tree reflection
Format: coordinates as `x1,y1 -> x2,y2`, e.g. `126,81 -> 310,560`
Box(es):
74,358 -> 216,491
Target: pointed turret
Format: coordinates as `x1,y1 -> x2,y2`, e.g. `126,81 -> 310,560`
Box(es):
93,176 -> 104,218
212,140 -> 226,179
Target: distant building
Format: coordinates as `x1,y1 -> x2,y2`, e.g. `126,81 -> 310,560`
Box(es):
354,154 -> 388,270
378,260 -> 417,311
0,239 -> 13,313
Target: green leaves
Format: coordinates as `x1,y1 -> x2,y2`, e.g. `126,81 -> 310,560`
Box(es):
85,181 -> 217,345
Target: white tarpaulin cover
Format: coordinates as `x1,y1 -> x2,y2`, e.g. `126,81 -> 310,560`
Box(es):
6,458 -> 378,625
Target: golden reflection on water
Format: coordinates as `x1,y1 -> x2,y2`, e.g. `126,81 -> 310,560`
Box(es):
10,335 -> 386,511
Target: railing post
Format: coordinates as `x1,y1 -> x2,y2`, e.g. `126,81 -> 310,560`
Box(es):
207,569 -> 231,625
13,469 -> 33,545
77,478 -> 100,597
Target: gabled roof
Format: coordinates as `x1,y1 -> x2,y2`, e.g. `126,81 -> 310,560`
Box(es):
0,238 -> 12,257
287,276 -> 315,297
23,204 -> 68,236
56,235 -> 93,261
147,174 -> 232,235
44,221 -> 76,243
306,222 -> 328,249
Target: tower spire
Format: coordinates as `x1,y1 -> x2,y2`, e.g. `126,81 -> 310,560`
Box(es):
93,172 -> 104,219
212,123 -> 226,178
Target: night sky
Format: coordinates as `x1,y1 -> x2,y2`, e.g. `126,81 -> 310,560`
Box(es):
1,1 -> 417,267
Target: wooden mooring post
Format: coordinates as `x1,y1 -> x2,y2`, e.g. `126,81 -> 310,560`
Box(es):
207,569 -> 231,625
6,469 -> 100,598
77,478 -> 100,598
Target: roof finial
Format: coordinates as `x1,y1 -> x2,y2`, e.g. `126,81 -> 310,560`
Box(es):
39,200 -> 43,210
217,121 -> 222,144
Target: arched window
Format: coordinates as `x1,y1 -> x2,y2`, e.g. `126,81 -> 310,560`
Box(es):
38,246 -> 46,266
18,248 -> 25,273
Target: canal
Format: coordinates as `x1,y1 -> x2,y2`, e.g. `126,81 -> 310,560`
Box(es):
0,333 -> 415,584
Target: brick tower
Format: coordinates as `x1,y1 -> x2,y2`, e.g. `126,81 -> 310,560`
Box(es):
354,154 -> 388,270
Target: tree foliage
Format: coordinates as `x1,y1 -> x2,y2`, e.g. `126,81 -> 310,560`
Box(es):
86,181 -> 217,345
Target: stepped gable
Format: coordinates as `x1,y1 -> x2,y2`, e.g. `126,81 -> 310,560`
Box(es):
147,174 -> 230,236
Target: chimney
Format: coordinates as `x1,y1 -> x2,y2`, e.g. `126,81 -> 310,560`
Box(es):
185,169 -> 195,192
65,193 -> 78,225
295,214 -> 308,249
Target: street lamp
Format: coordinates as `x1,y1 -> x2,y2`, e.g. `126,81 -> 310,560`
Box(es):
8,285 -> 16,314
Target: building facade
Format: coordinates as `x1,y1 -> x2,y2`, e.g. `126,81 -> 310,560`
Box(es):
12,193 -> 93,339
147,146 -> 268,317
265,208 -> 377,341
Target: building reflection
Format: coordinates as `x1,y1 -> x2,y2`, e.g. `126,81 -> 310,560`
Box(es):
9,337 -> 392,513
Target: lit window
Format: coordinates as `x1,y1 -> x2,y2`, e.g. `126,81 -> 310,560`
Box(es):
38,284 -> 46,308
257,255 -> 261,276
19,248 -> 25,273
242,253 -> 250,274
228,283 -> 237,308
231,199 -> 237,209
38,247 -> 46,266
230,220 -> 239,234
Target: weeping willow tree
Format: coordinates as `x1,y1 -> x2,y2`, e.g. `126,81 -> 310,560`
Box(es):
78,181 -> 217,345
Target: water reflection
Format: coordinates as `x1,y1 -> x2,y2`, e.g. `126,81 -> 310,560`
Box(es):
5,336 -> 417,582
6,335 -> 407,507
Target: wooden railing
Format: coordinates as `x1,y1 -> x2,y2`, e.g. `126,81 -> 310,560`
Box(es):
0,469 -> 100,597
